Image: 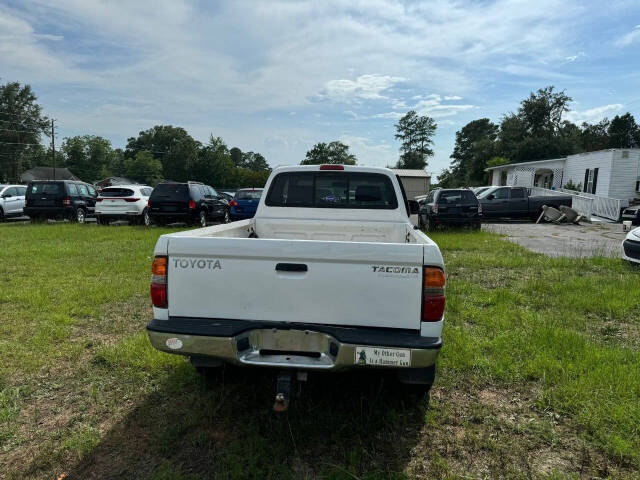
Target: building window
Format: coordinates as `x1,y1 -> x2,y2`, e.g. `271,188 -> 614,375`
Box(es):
583,168 -> 599,194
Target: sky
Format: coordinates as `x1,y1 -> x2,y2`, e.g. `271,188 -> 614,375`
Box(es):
1,0 -> 640,178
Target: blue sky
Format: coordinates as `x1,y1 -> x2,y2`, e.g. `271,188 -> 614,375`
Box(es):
1,0 -> 640,178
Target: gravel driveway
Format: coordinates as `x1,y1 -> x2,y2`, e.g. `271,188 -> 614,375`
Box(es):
483,221 -> 628,258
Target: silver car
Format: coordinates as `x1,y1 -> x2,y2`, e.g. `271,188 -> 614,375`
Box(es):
0,184 -> 27,221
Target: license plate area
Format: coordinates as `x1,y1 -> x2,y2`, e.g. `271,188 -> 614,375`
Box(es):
355,346 -> 411,367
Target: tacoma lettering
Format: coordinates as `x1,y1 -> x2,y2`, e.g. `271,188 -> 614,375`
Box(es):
371,266 -> 420,274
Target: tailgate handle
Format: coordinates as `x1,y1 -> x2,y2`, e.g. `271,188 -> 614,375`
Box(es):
276,263 -> 308,272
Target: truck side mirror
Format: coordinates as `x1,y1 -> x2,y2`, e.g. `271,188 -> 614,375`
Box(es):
486,194 -> 495,200
408,199 -> 419,214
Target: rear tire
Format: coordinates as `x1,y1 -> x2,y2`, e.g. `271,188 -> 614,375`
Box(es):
397,365 -> 435,398
73,208 -> 86,224
141,209 -> 151,227
198,210 -> 207,228
472,222 -> 481,231
0,208 -> 4,222
97,216 -> 110,225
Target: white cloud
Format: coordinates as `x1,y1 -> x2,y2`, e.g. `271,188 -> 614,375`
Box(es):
565,104 -> 623,124
616,25 -> 640,46
339,135 -> 395,167
372,111 -> 405,120
564,51 -> 584,62
319,74 -> 406,101
373,93 -> 475,120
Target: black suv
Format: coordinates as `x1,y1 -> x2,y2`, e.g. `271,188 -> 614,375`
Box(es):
418,188 -> 482,231
148,182 -> 230,227
24,180 -> 97,223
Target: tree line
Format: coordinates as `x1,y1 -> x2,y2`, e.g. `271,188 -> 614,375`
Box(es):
0,81 -> 271,187
438,86 -> 640,188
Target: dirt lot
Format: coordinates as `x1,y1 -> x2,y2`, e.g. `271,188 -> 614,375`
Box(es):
483,221 -> 628,258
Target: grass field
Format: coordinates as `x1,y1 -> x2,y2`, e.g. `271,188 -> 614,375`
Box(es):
1,222 -> 639,479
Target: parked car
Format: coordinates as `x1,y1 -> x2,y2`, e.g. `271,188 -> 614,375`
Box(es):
148,181 -> 230,227
472,186 -> 494,196
219,191 -> 235,202
419,188 -> 482,231
24,180 -> 97,223
146,165 -> 443,404
477,186 -> 571,220
0,184 -> 27,221
621,205 -> 640,225
622,226 -> 640,265
95,185 -> 153,226
229,188 -> 263,220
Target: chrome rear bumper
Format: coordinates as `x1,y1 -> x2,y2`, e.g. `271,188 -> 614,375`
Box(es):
147,319 -> 441,370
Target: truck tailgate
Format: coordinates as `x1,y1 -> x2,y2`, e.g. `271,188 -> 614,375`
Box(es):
165,236 -> 424,330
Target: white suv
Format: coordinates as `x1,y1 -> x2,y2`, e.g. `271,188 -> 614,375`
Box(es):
95,185 -> 153,226
0,184 -> 27,221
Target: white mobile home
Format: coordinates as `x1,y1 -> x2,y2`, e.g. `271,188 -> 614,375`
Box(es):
486,149 -> 640,203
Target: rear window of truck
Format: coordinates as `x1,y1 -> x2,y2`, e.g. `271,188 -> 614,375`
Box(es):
265,172 -> 398,209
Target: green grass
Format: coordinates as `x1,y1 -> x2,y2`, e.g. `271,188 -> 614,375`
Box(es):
0,223 -> 639,479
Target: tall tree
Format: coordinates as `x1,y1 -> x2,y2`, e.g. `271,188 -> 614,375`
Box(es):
449,118 -> 498,185
241,151 -> 270,171
61,135 -> 116,182
608,113 -> 640,148
230,147 -> 243,167
300,141 -> 356,165
514,86 -> 573,161
124,150 -> 163,185
394,110 -> 436,169
0,82 -> 50,182
580,119 -> 610,151
190,135 -> 236,187
125,125 -> 200,181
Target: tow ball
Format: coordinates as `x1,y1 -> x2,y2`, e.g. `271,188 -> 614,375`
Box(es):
273,371 -> 307,412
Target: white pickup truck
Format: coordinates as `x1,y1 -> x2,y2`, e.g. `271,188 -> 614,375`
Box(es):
147,165 -> 445,405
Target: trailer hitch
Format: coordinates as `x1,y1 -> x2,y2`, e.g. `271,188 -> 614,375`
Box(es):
273,371 -> 293,412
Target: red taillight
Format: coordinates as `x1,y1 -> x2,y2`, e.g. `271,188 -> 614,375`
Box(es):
151,256 -> 168,308
229,200 -> 238,207
96,198 -> 104,202
124,198 -> 140,202
62,197 -> 71,206
319,164 -> 344,170
422,267 -> 445,322
147,199 -> 151,207
150,283 -> 167,308
188,199 -> 196,209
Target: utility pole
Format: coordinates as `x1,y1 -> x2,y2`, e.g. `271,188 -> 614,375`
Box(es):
51,119 -> 55,180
